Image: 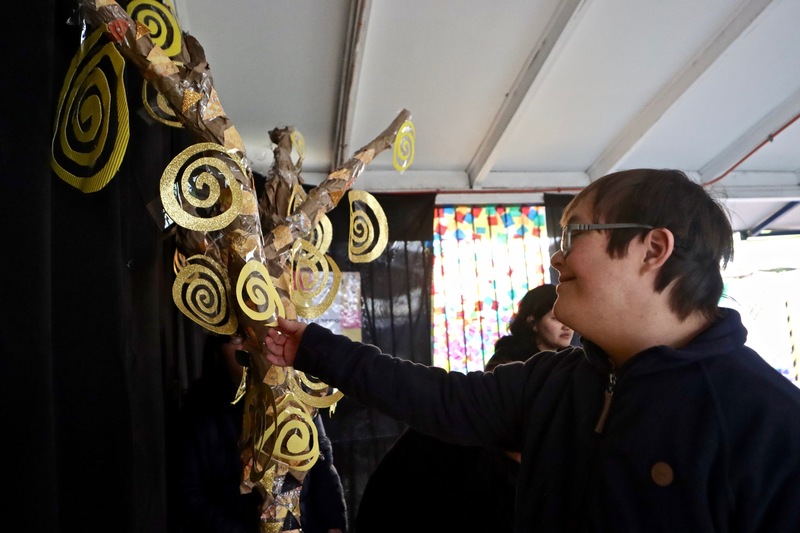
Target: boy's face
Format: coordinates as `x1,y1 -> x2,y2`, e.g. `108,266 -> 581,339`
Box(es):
550,200 -> 646,343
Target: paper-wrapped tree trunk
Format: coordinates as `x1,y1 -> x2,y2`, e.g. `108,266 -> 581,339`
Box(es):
77,1 -> 411,530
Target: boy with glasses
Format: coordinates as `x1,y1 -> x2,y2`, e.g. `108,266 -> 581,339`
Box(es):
264,168 -> 800,532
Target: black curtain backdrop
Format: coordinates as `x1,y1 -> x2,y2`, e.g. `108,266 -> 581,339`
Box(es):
1,4 -> 434,531
319,192 -> 435,529
3,2 -> 202,531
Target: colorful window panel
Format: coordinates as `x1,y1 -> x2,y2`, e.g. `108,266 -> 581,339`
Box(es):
432,205 -> 550,372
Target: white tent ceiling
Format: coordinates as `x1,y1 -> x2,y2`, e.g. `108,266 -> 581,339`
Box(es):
173,0 -> 800,235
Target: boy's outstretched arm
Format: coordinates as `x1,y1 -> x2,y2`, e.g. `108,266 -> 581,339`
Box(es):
264,316 -> 308,367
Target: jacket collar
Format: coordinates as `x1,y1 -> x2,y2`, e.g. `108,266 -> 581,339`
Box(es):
579,308 -> 748,377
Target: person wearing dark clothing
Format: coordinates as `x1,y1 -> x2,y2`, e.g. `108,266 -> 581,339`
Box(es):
355,349 -> 531,532
356,290 -> 574,532
299,415 -> 348,533
178,335 -> 347,533
488,283 -> 574,368
264,169 -> 800,532
355,426 -> 518,532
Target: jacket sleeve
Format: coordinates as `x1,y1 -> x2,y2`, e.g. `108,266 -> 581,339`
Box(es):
294,323 -> 537,450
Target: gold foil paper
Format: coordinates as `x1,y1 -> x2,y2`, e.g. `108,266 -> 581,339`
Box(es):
134,20 -> 150,40
271,225 -> 294,252
223,126 -> 246,153
202,87 -> 226,121
181,88 -> 202,113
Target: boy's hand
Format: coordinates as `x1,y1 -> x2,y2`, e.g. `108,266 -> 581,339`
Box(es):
264,316 -> 308,367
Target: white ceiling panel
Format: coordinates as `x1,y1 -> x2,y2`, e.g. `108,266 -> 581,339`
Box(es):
174,0 -> 800,234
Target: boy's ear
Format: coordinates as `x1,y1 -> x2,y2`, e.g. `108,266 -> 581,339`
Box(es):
643,228 -> 674,268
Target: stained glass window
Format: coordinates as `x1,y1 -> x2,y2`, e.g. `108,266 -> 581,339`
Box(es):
431,205 -> 550,372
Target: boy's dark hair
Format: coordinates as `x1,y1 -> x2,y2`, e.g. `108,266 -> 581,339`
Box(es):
562,169 -> 733,321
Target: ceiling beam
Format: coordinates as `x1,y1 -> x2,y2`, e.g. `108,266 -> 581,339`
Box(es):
467,0 -> 589,189
699,87 -> 800,184
301,169 -> 800,198
705,171 -> 800,199
332,0 -> 372,169
742,201 -> 800,239
587,0 -> 775,181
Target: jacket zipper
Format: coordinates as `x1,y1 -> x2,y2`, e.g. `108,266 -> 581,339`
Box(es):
594,370 -> 616,433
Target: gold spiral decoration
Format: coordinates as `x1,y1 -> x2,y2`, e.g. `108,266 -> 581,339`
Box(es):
172,248 -> 186,275
160,142 -> 245,232
236,260 -> 285,325
348,190 -> 389,263
310,214 -> 333,256
51,28 -> 129,193
172,254 -> 238,334
288,371 -> 344,409
287,184 -> 306,216
290,130 -> 305,168
142,79 -> 182,128
256,394 -> 319,472
392,119 -> 415,172
126,0 -> 182,58
243,382 -> 279,483
292,240 -> 340,319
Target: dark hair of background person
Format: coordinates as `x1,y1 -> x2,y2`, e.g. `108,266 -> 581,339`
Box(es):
507,283 -> 559,339
487,283 -> 571,369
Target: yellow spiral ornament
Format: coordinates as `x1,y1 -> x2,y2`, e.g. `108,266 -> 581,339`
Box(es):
160,142 -> 245,232
256,395 -> 319,472
172,254 -> 238,334
292,240 -> 341,319
290,130 -> 305,168
287,184 -> 306,216
309,215 -> 333,256
348,190 -> 389,263
126,0 -> 182,58
142,79 -> 182,128
51,28 -> 129,193
392,119 -> 415,173
236,260 -> 285,325
288,371 -> 344,409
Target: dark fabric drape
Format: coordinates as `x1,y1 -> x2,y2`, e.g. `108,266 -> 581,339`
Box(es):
314,191 -> 435,528
3,3 -> 202,531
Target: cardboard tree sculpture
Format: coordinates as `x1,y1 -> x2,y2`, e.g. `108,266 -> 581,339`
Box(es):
56,1 -> 415,531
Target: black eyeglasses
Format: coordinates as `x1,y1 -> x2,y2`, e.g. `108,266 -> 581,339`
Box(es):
560,223 -> 654,256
